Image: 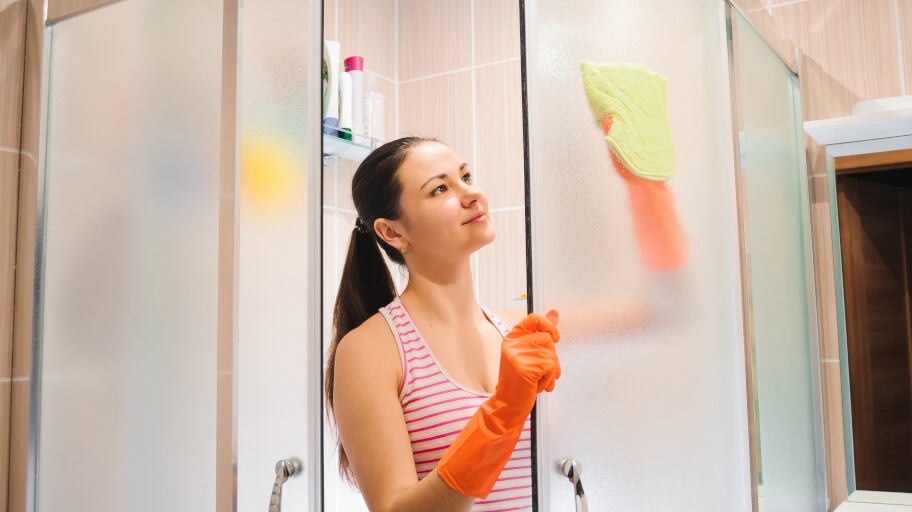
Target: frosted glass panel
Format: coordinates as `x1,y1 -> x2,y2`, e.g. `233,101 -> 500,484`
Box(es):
236,0 -> 320,510
526,1 -> 751,510
735,11 -> 821,512
39,0 -> 224,510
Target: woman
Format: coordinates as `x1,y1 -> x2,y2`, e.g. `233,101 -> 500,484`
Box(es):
325,137 -> 561,511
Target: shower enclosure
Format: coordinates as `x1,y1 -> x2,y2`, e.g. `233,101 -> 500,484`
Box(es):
16,0 -> 823,510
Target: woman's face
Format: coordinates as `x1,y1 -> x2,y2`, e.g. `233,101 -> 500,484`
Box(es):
392,141 -> 495,261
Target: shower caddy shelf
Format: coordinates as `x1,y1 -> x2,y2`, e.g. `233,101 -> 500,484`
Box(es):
322,129 -> 382,163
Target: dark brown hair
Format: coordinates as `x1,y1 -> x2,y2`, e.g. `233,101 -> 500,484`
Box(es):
325,136 -> 437,483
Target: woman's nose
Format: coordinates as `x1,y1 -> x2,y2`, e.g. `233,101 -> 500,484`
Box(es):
459,182 -> 483,207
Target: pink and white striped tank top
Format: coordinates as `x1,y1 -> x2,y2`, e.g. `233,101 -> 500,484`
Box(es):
379,297 -> 533,512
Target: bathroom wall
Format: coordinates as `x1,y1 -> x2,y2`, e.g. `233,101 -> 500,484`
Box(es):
321,2 -> 396,510
735,1 -> 912,508
1,2 -> 28,511
47,0 -> 118,22
1,0 -> 44,511
396,0 -> 526,312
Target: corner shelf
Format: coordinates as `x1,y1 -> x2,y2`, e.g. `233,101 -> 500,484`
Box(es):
322,132 -> 374,163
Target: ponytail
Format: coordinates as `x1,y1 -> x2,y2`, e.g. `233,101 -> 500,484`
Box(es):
324,136 -> 437,483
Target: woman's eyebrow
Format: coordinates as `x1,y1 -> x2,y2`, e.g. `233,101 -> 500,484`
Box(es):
418,164 -> 469,191
419,173 -> 447,191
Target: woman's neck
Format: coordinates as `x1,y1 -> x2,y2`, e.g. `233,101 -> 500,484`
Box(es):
399,257 -> 482,326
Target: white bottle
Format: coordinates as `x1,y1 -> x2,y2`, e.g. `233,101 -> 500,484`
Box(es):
322,41 -> 340,135
338,72 -> 353,141
363,74 -> 385,146
344,56 -> 365,145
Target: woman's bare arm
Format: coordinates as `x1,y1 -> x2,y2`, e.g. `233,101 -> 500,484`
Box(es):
332,314 -> 477,512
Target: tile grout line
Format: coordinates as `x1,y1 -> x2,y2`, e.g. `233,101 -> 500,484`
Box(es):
399,57 -> 521,85
768,0 -> 810,9
367,71 -> 397,85
894,0 -> 906,95
322,205 -> 358,215
490,205 -> 525,213
747,0 -> 808,13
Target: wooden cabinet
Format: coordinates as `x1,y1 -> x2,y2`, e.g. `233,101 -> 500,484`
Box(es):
835,154 -> 912,493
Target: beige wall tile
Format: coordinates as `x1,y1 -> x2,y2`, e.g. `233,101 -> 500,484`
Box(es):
323,209 -> 338,349
47,0 -> 118,23
1,0 -> 26,149
336,157 -> 359,212
398,0 -> 472,81
8,378 -> 30,512
1,152 -> 19,381
900,0 -> 912,94
0,380 -> 9,512
21,0 -> 43,158
398,71 -> 474,170
324,0 -> 337,41
13,153 -> 35,381
338,0 -> 397,80
474,0 -> 520,66
771,0 -> 902,120
368,73 -> 397,144
475,60 -> 524,209
477,208 -> 526,311
809,173 -> 841,361
822,361 -> 848,510
324,160 -> 337,208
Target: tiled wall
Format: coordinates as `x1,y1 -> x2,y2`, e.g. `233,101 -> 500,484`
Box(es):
737,0 -> 912,509
1,2 -> 28,510
47,0 -> 118,22
397,0 -> 526,312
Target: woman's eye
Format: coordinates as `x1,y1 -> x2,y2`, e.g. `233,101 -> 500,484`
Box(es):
431,184 -> 447,197
462,172 -> 472,183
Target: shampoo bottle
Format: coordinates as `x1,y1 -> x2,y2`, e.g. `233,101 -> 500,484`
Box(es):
338,71 -> 353,141
322,41 -> 340,136
344,56 -> 365,144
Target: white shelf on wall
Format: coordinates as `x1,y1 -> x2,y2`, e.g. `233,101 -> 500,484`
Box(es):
804,108 -> 912,157
322,131 -> 379,162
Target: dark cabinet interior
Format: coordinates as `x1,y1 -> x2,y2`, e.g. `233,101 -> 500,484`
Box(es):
836,166 -> 912,492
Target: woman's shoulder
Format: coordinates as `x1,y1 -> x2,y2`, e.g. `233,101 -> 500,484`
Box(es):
335,312 -> 401,386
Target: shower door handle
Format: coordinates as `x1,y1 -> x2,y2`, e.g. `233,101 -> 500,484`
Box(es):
559,458 -> 589,512
269,457 -> 303,512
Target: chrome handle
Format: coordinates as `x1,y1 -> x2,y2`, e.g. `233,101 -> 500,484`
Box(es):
269,458 -> 303,512
559,458 -> 589,512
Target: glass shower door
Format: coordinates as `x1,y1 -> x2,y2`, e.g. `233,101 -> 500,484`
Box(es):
730,9 -> 823,512
31,0 -> 323,510
524,0 -> 752,510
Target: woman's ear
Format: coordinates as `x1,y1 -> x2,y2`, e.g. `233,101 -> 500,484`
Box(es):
373,218 -> 406,251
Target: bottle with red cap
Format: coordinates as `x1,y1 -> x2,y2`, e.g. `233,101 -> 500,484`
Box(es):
344,56 -> 365,145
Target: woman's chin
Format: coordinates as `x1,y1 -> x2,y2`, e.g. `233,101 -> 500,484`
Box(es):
474,229 -> 496,250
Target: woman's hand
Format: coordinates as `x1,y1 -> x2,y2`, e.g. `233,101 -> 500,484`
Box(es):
495,310 -> 562,420
437,310 -> 561,499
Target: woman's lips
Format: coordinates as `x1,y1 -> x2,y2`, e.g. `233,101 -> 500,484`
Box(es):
464,212 -> 488,225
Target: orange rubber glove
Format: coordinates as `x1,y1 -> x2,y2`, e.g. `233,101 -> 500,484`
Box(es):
437,310 -> 561,499
603,117 -> 688,271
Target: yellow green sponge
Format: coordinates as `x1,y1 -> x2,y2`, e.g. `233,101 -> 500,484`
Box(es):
581,61 -> 676,181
